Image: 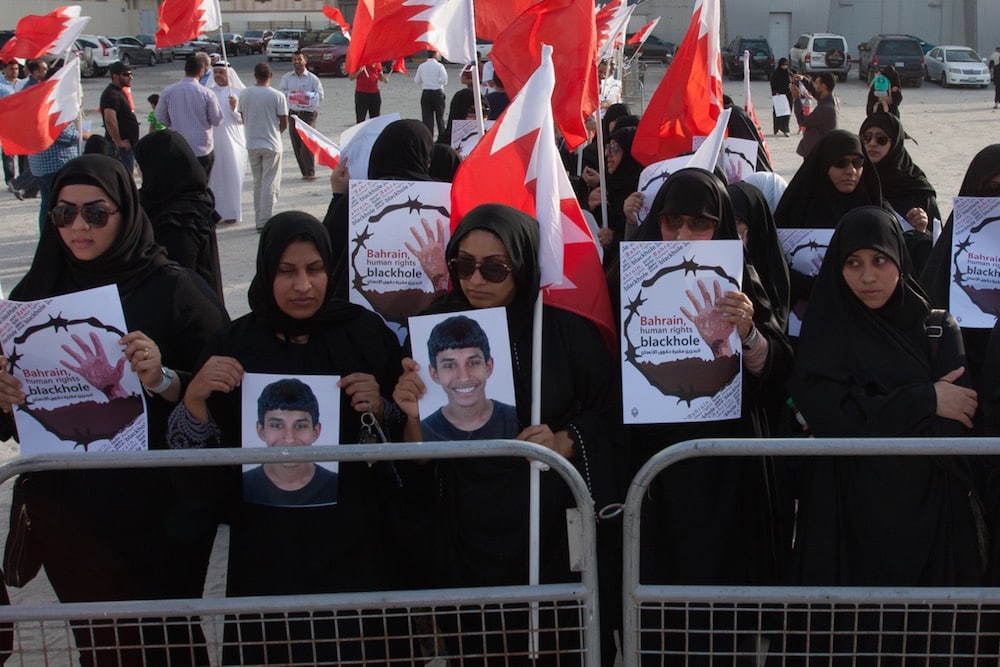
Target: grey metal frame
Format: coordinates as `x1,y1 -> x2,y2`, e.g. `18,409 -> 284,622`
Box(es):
0,440 -> 601,666
622,437 -> 1000,666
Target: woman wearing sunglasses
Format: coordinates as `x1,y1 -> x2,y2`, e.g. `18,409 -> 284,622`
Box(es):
589,126 -> 643,271
392,203 -> 622,664
0,153 -> 229,663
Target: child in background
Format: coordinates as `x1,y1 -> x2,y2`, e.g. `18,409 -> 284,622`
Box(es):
147,94 -> 167,134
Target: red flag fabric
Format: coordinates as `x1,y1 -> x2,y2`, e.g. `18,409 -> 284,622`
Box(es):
345,0 -> 474,74
154,0 -> 222,49
391,57 -> 408,74
322,6 -> 352,38
489,0 -> 598,152
0,57 -> 80,155
627,17 -> 660,46
632,0 -> 723,166
292,117 -> 341,170
0,6 -> 90,62
451,45 -> 615,349
473,0 -> 540,41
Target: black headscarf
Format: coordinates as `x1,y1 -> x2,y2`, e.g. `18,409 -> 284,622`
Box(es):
770,59 -> 791,96
429,143 -> 461,183
438,88 -> 487,146
858,113 -> 939,221
368,119 -> 434,181
774,129 -> 884,229
134,129 -> 220,231
11,154 -> 172,300
247,211 -> 361,338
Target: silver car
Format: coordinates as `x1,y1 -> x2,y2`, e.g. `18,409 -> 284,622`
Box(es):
924,46 -> 991,88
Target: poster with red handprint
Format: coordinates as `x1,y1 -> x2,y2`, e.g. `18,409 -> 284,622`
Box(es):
619,240 -> 744,424
0,284 -> 146,454
348,179 -> 452,344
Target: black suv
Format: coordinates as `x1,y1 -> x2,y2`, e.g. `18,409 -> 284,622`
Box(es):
858,34 -> 925,87
722,37 -> 774,80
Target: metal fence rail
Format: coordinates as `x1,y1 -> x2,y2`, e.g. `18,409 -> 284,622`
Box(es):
0,440 -> 601,666
622,437 -> 1000,667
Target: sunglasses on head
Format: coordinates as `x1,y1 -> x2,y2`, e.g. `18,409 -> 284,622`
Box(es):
831,156 -> 865,170
861,132 -> 889,146
49,204 -> 119,229
448,257 -> 513,283
660,214 -> 718,233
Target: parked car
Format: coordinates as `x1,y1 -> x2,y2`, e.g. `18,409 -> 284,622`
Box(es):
300,30 -> 350,76
75,35 -> 119,78
721,36 -> 774,80
924,45 -> 991,88
244,29 -> 273,54
789,32 -> 851,81
901,34 -> 935,54
266,29 -> 309,61
172,36 -> 221,58
624,34 -> 674,64
209,33 -> 252,57
135,33 -> 174,63
109,36 -> 156,67
857,34 -> 924,87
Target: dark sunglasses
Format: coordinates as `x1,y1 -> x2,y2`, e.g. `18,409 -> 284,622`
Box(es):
49,204 -> 119,229
831,156 -> 865,169
861,132 -> 889,146
605,143 -> 623,155
448,257 -> 513,283
660,214 -> 718,233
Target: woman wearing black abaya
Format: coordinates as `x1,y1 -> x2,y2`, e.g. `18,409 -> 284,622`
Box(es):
859,113 -> 938,273
392,204 -> 623,665
770,58 -> 792,136
437,87 -> 487,147
323,118 -> 435,300
787,206 -> 983,662
920,144 -> 1000,392
590,126 -> 643,270
135,129 -> 224,299
0,154 -> 229,666
167,212 -> 409,664
629,169 -> 792,664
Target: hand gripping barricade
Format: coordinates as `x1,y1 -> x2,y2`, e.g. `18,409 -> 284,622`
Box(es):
0,440 -> 601,666
622,437 -> 1000,667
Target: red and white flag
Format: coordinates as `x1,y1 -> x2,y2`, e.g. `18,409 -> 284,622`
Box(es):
632,0 -> 723,165
627,17 -> 660,48
451,44 -> 615,349
474,0 -> 539,41
595,0 -> 634,62
390,57 -> 408,74
292,117 -> 341,170
322,6 -> 352,39
742,49 -> 772,164
0,6 -> 90,62
154,0 -> 222,49
346,0 -> 474,74
489,0 -> 598,152
0,57 -> 80,155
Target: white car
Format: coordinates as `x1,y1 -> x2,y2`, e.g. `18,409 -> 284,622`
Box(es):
75,35 -> 119,78
924,46 -> 991,88
266,29 -> 308,61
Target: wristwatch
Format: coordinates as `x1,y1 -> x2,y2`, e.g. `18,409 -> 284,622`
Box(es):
144,367 -> 175,395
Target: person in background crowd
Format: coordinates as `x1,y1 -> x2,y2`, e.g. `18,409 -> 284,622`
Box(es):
790,72 -> 838,159
206,61 -> 248,226
349,62 -> 388,124
770,58 -> 792,137
147,94 -> 167,134
414,49 -> 448,140
238,62 -> 288,232
100,61 -> 139,175
1,59 -> 27,197
156,55 -> 224,176
280,51 -> 324,180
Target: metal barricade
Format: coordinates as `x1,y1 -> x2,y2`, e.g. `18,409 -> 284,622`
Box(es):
0,440 -> 600,666
622,437 -> 1000,666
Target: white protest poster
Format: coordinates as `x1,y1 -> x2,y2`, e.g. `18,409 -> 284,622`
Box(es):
778,228 -> 835,337
407,307 -> 517,440
339,112 -> 401,182
240,372 -> 341,507
721,137 -> 759,184
0,284 -> 146,454
451,119 -> 494,158
772,93 -> 791,117
620,240 -> 744,424
949,196 -> 1000,328
348,179 -> 452,343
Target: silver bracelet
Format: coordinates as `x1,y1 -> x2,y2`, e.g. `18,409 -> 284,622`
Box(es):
741,326 -> 760,351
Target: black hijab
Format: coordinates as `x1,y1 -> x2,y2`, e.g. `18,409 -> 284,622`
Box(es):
438,88 -> 487,146
791,206 -> 935,435
429,143 -> 461,183
247,211 -> 360,338
368,119 -> 434,181
859,113 -> 939,220
11,154 -> 172,300
774,129 -> 884,229
770,59 -> 791,95
134,129 -> 220,231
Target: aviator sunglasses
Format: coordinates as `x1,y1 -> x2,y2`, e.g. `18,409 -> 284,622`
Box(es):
861,132 -> 890,146
49,204 -> 119,229
448,257 -> 513,283
831,156 -> 865,170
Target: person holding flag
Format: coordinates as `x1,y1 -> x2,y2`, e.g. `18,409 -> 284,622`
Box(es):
349,62 -> 388,124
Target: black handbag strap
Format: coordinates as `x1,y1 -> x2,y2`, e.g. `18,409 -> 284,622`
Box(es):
925,308 -> 947,367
